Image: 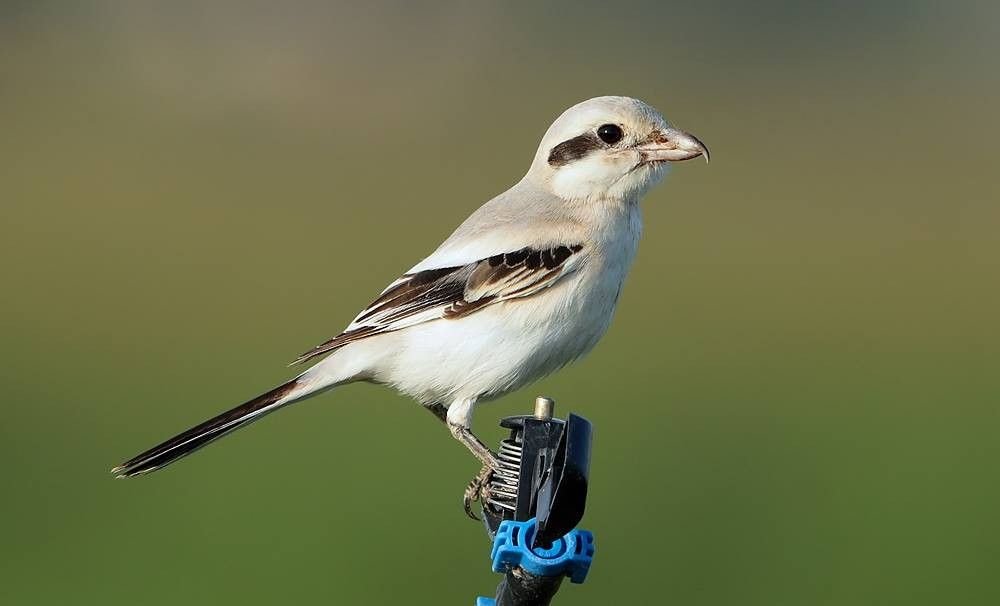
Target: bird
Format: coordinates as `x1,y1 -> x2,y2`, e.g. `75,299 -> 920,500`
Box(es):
111,95 -> 709,515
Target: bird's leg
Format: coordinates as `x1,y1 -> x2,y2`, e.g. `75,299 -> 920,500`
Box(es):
427,399 -> 499,519
427,402 -> 497,516
447,422 -> 499,469
427,400 -> 498,467
451,423 -> 499,518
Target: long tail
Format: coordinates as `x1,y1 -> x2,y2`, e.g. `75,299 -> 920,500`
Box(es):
111,376 -> 325,478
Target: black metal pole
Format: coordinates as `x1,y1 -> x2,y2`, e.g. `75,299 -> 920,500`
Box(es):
493,569 -> 564,606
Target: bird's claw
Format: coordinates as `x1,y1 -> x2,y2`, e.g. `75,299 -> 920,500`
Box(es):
463,464 -> 495,520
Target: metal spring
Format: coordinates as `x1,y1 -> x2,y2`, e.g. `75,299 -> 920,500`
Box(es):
487,438 -> 522,512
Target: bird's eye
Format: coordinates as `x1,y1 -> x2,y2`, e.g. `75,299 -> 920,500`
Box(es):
597,124 -> 623,145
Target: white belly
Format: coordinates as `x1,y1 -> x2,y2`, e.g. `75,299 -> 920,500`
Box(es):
378,273 -> 616,403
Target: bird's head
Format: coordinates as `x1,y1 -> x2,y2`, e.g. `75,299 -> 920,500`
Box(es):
527,96 -> 708,203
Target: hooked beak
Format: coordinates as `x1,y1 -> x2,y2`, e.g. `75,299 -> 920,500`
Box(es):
638,127 -> 710,164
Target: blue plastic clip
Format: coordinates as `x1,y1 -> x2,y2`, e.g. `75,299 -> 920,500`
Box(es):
490,518 -> 595,584
475,598 -> 495,606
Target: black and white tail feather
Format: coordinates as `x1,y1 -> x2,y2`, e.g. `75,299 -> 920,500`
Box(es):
111,378 -> 308,478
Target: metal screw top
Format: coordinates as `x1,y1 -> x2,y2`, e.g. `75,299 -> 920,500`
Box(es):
534,396 -> 555,420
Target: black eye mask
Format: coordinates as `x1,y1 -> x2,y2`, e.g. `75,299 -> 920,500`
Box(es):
547,133 -> 604,167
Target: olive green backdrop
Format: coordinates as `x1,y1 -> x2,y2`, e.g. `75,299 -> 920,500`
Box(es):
2,2 -> 997,604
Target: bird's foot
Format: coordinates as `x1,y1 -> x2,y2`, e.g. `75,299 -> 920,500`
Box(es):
463,463 -> 495,520
444,421 -> 499,519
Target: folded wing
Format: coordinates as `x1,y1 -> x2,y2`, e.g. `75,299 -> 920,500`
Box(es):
292,244 -> 584,365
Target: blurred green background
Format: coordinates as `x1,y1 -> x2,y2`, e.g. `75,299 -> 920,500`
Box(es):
2,1 -> 998,604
